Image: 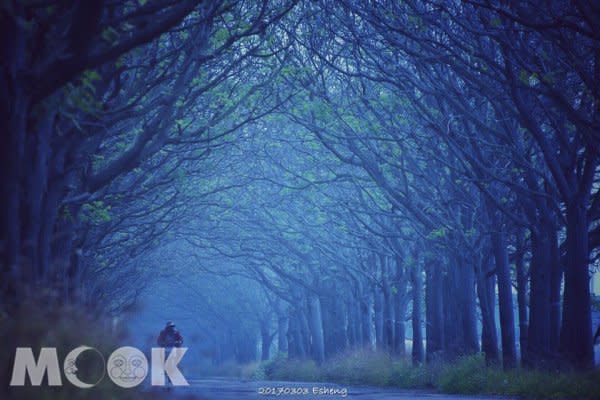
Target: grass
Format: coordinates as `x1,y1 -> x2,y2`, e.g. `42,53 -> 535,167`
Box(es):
436,354 -> 600,399
323,349 -> 391,386
240,350 -> 600,399
261,355 -> 323,381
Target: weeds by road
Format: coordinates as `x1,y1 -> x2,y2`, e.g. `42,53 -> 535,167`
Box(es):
208,350 -> 600,399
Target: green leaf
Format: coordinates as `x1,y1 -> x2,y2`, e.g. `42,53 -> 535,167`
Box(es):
213,27 -> 229,44
81,201 -> 111,224
428,227 -> 447,239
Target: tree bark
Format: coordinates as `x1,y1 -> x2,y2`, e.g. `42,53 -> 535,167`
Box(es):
361,287 -> 375,350
308,293 -> 325,363
382,256 -> 394,352
560,201 -> 593,369
278,314 -> 289,354
288,311 -> 306,359
0,7 -> 27,302
492,227 -> 517,369
549,227 -> 562,355
461,257 -> 480,354
425,260 -> 444,362
261,320 -> 272,361
515,229 -> 528,364
374,285 -> 384,350
411,263 -> 424,365
394,256 -> 409,356
476,256 -> 499,365
526,224 -> 553,367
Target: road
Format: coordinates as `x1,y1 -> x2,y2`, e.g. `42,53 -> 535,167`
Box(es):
156,378 -> 511,400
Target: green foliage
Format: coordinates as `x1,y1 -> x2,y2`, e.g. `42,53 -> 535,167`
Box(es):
519,69 -> 539,87
427,227 -> 447,239
211,27 -> 230,47
81,201 -> 112,224
63,75 -> 103,117
59,206 -> 73,222
100,26 -> 119,44
490,17 -> 502,28
437,354 -> 490,393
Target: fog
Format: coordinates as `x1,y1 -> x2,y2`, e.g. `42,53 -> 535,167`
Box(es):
2,1 -> 600,399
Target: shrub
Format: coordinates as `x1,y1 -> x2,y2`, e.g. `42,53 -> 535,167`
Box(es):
322,349 -> 392,386
437,353 -> 490,393
389,358 -> 439,389
436,353 -> 600,399
240,362 -> 261,380
262,355 -> 322,382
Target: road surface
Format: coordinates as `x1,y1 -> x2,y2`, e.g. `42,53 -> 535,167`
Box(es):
155,378 -> 511,400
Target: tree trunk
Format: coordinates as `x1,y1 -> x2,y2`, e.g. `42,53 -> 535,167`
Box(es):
560,201 -> 593,369
308,293 -> 325,363
346,299 -> 358,348
0,17 -> 27,302
526,225 -> 553,367
278,314 -> 289,354
492,228 -> 517,369
382,256 -> 394,352
442,264 -> 459,358
394,257 -> 409,356
549,228 -> 562,355
261,320 -> 272,361
22,111 -> 55,288
461,258 -> 480,354
288,311 -> 306,359
476,256 -> 499,365
444,255 -> 479,359
321,288 -> 347,357
425,260 -> 444,362
299,306 -> 312,358
374,285 -> 384,350
411,263 -> 424,365
515,229 -> 528,364
361,288 -> 375,350
355,299 -> 364,346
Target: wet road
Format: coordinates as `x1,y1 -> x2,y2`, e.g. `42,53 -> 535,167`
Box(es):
159,378 -> 512,400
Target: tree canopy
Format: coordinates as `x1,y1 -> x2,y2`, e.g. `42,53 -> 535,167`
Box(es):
1,0 -> 599,374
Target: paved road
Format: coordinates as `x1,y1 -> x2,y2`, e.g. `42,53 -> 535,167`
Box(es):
157,378 -> 511,400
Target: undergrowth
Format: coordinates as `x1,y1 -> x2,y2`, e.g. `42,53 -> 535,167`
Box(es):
227,350 -> 600,399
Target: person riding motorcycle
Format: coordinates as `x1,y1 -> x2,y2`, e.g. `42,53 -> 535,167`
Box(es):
157,321 -> 183,348
157,321 -> 183,390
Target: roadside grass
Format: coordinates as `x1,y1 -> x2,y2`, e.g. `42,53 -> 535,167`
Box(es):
261,356 -> 323,381
437,354 -> 600,399
232,350 -> 600,399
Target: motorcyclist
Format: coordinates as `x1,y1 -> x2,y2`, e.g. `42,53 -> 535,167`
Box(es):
157,321 -> 183,348
157,321 -> 183,390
